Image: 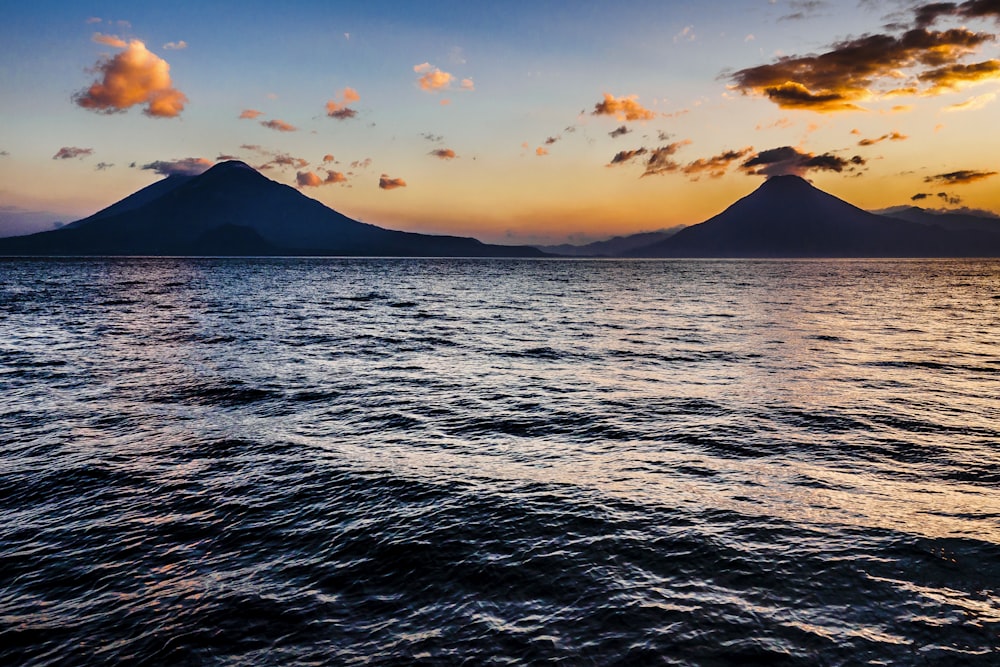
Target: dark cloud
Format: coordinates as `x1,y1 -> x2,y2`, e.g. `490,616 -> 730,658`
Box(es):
938,191 -> 963,204
914,1 -> 1000,27
326,87 -> 360,120
52,147 -> 93,160
609,125 -> 631,138
643,144 -> 689,176
911,192 -> 932,200
740,146 -> 867,177
95,161 -> 114,170
924,169 -> 998,184
429,148 -> 458,159
608,148 -> 648,165
421,133 -> 444,142
729,22 -> 997,111
140,157 -> 213,176
607,142 -> 692,176
544,136 -> 560,145
260,119 -> 297,132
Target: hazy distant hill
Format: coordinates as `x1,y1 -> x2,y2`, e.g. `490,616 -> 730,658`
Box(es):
0,161 -> 544,257
875,206 -> 1000,235
630,175 -> 1000,258
535,228 -> 685,257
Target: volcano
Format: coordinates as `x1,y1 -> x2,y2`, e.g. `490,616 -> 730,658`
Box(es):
0,161 -> 544,257
630,175 -> 1000,257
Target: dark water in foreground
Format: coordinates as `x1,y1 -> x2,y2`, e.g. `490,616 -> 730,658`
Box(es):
1,257 -> 998,666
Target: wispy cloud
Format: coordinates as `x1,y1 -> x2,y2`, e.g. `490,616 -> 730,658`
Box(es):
924,169 -> 997,184
857,131 -> 908,146
260,119 -> 297,132
140,157 -> 213,176
681,147 -> 756,180
606,141 -> 693,177
75,39 -> 187,118
92,32 -> 127,48
239,109 -> 263,119
52,147 -> 94,160
162,40 -> 187,50
945,91 -> 998,111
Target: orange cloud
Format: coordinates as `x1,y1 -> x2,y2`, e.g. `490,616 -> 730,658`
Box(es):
92,33 -> 127,48
326,87 -> 359,119
75,39 -> 187,118
592,93 -> 657,121
536,147 -> 549,156
260,119 -> 297,132
414,62 -> 454,91
322,154 -> 336,163
918,59 -> 1000,91
296,171 -> 323,187
681,147 -> 755,180
729,25 -> 997,112
239,109 -> 263,119
430,148 -> 457,159
52,146 -> 94,160
460,78 -> 475,90
296,170 -> 347,187
379,174 -> 407,189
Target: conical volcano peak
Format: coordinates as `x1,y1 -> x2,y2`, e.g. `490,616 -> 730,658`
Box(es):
757,174 -> 816,192
207,160 -> 257,173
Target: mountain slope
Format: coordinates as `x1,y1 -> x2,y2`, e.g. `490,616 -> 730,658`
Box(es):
630,175 -> 1000,258
0,161 -> 543,257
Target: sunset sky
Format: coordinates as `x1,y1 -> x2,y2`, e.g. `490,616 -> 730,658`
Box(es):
2,0 -> 999,244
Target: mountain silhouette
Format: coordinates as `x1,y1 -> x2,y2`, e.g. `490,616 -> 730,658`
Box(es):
0,161 -> 544,257
877,206 -> 1000,235
630,175 -> 1000,257
535,228 -> 685,257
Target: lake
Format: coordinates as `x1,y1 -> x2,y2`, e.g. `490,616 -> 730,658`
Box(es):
1,257 -> 997,665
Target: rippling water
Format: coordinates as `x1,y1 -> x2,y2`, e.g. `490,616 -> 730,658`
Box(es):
1,257 -> 998,665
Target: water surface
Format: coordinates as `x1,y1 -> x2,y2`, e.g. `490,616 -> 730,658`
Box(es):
1,258 -> 998,665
